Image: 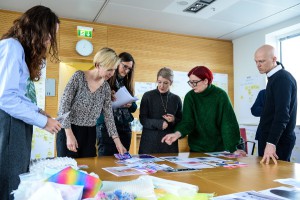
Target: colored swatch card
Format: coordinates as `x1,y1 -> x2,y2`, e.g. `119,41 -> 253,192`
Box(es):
135,154 -> 155,158
163,168 -> 200,173
203,160 -> 247,168
115,157 -> 141,164
46,166 -> 102,199
126,163 -> 172,172
193,157 -> 227,162
174,161 -> 215,169
213,190 -> 284,200
159,156 -> 186,162
114,152 -> 132,160
102,166 -> 147,177
131,154 -> 163,162
205,151 -> 243,158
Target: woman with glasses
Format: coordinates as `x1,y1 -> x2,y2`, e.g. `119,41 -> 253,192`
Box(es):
56,48 -> 126,158
96,52 -> 137,156
139,67 -> 182,154
162,66 -> 245,156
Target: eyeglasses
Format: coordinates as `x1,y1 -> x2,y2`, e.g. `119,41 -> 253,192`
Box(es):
120,62 -> 133,72
187,80 -> 202,87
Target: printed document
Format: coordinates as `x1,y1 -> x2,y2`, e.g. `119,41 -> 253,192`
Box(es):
112,86 -> 138,109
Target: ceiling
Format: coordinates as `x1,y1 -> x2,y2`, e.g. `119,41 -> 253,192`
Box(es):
1,0 -> 300,40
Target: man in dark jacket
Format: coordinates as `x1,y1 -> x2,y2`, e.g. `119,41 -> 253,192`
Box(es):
251,89 -> 266,140
254,44 -> 297,164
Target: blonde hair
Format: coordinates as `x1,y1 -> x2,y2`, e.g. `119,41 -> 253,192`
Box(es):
93,47 -> 120,70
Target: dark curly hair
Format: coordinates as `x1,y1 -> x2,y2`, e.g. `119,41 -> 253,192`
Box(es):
1,5 -> 60,81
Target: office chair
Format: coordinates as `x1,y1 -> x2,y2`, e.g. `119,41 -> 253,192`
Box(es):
238,128 -> 256,155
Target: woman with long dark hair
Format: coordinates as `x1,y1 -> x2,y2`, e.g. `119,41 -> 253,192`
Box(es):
96,52 -> 137,156
0,5 -> 61,199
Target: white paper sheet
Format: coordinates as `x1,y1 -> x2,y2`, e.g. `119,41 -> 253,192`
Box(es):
112,86 -> 138,109
55,111 -> 70,123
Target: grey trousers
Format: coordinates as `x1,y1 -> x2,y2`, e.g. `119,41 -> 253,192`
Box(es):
0,109 -> 33,200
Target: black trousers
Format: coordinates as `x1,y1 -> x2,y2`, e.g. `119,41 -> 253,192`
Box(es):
258,133 -> 295,162
0,109 -> 33,200
56,124 -> 96,158
96,124 -> 131,156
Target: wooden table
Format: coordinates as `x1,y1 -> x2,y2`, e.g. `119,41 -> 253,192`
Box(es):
76,152 -> 300,196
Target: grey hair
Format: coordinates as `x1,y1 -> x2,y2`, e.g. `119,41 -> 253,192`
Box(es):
157,67 -> 174,83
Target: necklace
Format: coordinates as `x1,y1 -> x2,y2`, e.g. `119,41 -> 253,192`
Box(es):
159,92 -> 169,114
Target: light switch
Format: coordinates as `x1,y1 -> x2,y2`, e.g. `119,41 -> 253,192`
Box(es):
45,78 -> 55,96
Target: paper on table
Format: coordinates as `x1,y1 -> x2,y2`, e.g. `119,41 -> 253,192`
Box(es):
112,86 -> 138,109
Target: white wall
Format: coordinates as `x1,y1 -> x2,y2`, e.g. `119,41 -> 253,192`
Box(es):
233,15 -> 300,125
233,16 -> 300,163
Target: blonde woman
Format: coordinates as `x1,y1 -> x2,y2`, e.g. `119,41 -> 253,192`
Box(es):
56,48 -> 126,158
97,52 -> 137,156
139,67 -> 182,153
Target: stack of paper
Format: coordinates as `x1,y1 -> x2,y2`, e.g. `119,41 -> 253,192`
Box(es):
112,86 -> 138,109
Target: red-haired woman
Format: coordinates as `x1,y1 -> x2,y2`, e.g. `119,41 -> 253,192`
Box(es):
162,66 -> 245,156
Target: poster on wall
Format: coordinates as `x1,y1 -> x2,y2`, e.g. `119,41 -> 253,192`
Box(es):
172,71 -> 229,103
134,71 -> 229,108
236,75 -> 262,125
213,73 -> 228,93
31,66 -> 56,159
172,71 -> 190,102
134,82 -> 156,108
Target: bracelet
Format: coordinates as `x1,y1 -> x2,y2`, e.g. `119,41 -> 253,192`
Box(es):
113,136 -> 119,140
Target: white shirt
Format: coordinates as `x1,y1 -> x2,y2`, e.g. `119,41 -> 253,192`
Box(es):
267,63 -> 282,77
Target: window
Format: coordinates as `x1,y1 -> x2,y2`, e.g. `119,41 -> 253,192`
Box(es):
279,34 -> 300,125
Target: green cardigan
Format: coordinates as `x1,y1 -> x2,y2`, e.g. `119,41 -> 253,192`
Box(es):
175,84 -> 240,153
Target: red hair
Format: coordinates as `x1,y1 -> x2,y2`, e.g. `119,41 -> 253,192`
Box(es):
188,66 -> 213,85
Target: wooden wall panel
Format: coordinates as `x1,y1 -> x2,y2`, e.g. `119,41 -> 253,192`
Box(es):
59,19 -> 108,61
1,9 -> 234,122
107,26 -> 233,96
0,11 -> 20,35
107,26 -> 233,119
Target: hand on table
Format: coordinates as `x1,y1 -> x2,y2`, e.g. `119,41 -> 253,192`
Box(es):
233,149 -> 247,157
260,143 -> 278,165
113,137 -> 127,155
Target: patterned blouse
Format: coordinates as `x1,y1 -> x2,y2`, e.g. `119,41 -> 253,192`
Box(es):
58,70 -> 118,137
